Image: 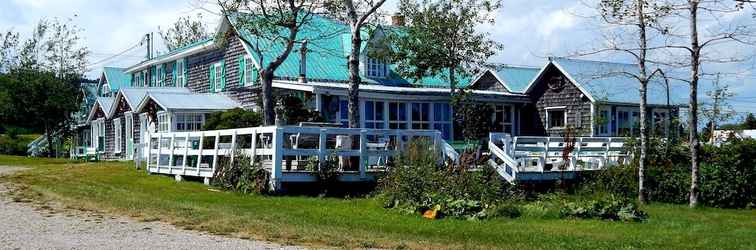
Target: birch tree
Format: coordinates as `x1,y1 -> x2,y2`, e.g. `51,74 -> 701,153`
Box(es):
159,13 -> 210,51
219,0 -> 327,125
588,0 -> 672,204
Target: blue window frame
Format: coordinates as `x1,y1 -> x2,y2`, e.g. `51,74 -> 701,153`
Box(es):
432,103 -> 452,139
365,101 -> 385,129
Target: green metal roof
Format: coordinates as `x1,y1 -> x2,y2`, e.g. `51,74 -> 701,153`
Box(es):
492,65 -> 540,93
103,67 -> 132,92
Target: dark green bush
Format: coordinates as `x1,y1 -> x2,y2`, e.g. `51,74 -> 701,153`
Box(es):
559,195 -> 647,222
0,134 -> 30,155
203,108 -> 262,130
378,140 -> 520,220
488,203 -> 522,219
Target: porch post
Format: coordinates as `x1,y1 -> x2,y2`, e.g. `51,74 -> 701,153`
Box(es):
359,129 -> 367,179
271,127 -> 284,191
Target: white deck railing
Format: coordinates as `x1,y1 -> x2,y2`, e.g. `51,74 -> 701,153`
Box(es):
141,126 -> 458,190
488,133 -> 629,182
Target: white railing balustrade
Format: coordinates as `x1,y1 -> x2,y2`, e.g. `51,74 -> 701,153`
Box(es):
488,133 -> 628,182
139,126 -> 458,190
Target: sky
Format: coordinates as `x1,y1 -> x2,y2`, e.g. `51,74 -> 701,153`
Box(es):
1,0 -> 755,121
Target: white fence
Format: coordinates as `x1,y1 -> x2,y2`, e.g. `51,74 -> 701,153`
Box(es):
140,126 -> 459,190
488,133 -> 629,182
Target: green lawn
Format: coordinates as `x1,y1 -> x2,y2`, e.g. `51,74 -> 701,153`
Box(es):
1,155 -> 754,249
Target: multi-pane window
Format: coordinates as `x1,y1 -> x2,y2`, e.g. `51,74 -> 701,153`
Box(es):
176,59 -> 185,87
174,113 -> 205,132
141,70 -> 148,86
157,64 -> 165,86
546,108 -> 566,129
158,112 -> 170,132
411,103 -> 430,129
597,107 -> 610,136
616,108 -> 640,136
214,62 -> 223,92
114,118 -> 122,153
492,104 -> 513,134
244,56 -> 255,86
364,101 -> 385,129
366,57 -> 386,78
432,103 -> 452,139
338,99 -> 349,127
388,102 -> 407,129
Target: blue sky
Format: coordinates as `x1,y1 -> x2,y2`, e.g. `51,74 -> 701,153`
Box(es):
1,0 -> 754,120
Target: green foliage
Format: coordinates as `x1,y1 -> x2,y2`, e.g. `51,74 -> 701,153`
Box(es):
0,134 -> 30,155
387,0 -> 502,90
559,195 -> 647,222
158,13 -> 210,51
212,151 -> 271,194
582,138 -> 756,208
304,154 -> 340,196
203,108 -> 263,130
378,140 -> 519,219
451,90 -> 493,140
277,95 -> 324,125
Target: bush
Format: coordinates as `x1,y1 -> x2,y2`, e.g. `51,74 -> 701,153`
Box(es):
0,134 -> 31,156
203,108 -> 262,130
378,140 -> 520,220
559,195 -> 647,222
580,138 -> 756,208
278,95 -> 324,125
212,151 -> 270,194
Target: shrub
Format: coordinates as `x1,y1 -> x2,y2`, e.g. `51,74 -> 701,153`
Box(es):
0,134 -> 31,156
378,140 -> 520,220
278,95 -> 324,125
203,108 -> 262,130
559,195 -> 647,222
212,151 -> 270,194
304,154 -> 341,196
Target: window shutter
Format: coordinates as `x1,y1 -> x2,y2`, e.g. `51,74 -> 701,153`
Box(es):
220,59 -> 226,91
172,62 -> 177,87
209,65 -> 215,92
238,56 -> 245,86
151,65 -> 157,87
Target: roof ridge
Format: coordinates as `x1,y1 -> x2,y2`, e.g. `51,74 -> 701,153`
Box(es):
552,57 -> 636,67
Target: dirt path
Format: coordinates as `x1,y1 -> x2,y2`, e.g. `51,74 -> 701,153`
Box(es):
0,165 -> 303,249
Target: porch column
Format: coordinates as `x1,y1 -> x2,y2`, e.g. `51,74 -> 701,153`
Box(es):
315,93 -> 322,112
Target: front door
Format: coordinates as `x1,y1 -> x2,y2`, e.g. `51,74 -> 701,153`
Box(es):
125,113 -> 133,159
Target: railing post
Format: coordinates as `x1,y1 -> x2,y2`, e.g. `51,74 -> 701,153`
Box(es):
168,134 -> 176,172
196,132 -> 204,175
271,127 -> 284,191
181,133 -> 189,175
542,137 -> 550,172
229,130 -> 237,165
157,134 -> 163,171
318,129 -> 326,169
211,132 -> 220,174
250,130 -> 258,164
145,133 -> 152,171
359,129 -> 367,179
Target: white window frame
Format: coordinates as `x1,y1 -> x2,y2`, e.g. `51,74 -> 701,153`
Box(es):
366,57 -> 387,78
157,64 -> 164,86
596,106 -> 611,136
244,55 -> 255,86
176,59 -> 185,87
157,111 -> 171,132
113,118 -> 122,153
363,100 -> 386,129
492,104 -> 514,134
545,106 -> 567,129
173,112 -> 205,132
213,62 -> 223,92
141,70 -> 148,87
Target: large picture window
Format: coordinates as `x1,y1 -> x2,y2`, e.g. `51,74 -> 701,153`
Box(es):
616,108 -> 640,136
411,103 -> 430,129
174,113 -> 205,132
388,102 -> 407,129
492,104 -> 513,134
364,101 -> 385,129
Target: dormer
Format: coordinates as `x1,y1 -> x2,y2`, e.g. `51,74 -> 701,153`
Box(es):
360,26 -> 391,80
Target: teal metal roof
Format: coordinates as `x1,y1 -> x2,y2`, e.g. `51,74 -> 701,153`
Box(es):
492,65 -> 540,93
549,58 -> 686,105
229,12 -> 473,89
103,67 -> 132,92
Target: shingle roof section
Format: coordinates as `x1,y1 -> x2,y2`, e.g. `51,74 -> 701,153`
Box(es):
118,87 -> 191,110
551,58 -> 686,105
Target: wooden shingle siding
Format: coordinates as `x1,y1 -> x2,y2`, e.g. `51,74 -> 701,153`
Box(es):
185,31 -> 260,110
472,72 -> 508,92
523,65 -> 593,137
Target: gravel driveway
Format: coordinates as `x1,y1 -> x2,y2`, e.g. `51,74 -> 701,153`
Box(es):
0,165 -> 303,250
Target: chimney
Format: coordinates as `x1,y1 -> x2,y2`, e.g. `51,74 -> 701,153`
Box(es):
298,40 -> 308,83
391,15 -> 405,26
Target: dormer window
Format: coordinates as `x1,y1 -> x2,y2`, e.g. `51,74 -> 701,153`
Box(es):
157,64 -> 165,86
141,70 -> 148,87
101,84 -> 110,96
367,57 -> 387,78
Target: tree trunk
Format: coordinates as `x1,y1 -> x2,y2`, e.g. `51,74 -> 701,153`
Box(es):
261,70 -> 276,126
637,0 -> 649,205
448,66 -> 456,95
688,0 -> 701,208
45,123 -> 54,158
347,29 -> 361,128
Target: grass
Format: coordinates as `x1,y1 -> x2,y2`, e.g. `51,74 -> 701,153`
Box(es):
1,155 -> 755,249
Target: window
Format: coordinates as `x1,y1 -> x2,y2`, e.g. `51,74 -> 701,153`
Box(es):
141,70 -> 148,87
125,113 -> 133,156
176,59 -> 185,87
92,119 -> 105,152
101,84 -> 110,96
214,62 -> 223,92
157,64 -> 165,86
388,102 -> 407,129
366,57 -> 387,78
432,103 -> 452,139
411,103 -> 430,129
652,109 -> 669,136
114,118 -> 122,153
597,107 -> 610,136
546,107 -> 566,129
158,112 -> 170,132
338,99 -> 349,127
616,108 -> 640,136
492,105 -> 513,134
243,56 -> 255,86
174,113 -> 205,132
364,101 -> 385,129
